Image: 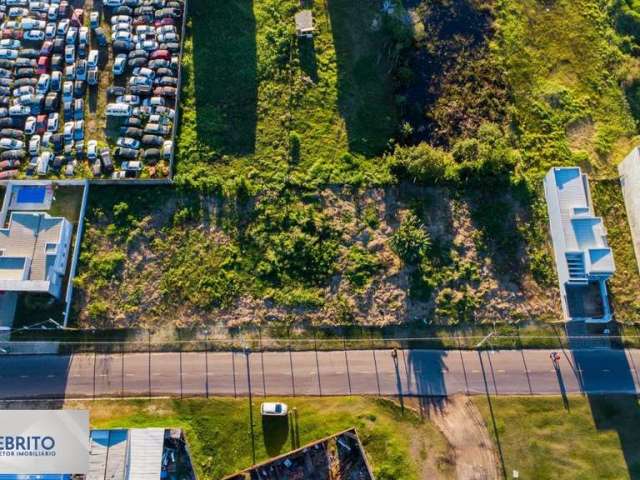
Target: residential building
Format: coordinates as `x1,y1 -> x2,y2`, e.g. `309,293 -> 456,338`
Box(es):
543,166 -> 615,322
0,211 -> 72,300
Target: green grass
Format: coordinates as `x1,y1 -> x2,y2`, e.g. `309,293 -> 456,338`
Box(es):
68,397 -> 452,480
176,0 -> 398,189
474,395 -> 640,479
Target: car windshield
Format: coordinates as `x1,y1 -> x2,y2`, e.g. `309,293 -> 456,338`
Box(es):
274,404 -> 282,413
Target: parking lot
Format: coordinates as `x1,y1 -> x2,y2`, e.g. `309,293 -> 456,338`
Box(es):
0,0 -> 183,180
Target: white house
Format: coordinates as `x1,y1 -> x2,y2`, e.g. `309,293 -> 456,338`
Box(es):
0,211 -> 72,299
543,167 -> 615,322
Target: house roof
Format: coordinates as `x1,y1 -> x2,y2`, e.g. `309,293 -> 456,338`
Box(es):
295,10 -> 314,32
0,212 -> 67,281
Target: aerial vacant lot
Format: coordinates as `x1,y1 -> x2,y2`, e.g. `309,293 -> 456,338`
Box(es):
72,0 -> 640,330
474,395 -> 640,479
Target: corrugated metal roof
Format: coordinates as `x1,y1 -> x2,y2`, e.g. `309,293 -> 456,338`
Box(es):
126,429 -> 164,480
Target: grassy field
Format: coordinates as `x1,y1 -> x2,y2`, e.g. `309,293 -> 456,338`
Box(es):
474,395 -> 640,479
176,0 -> 399,189
65,397 -> 453,480
70,0 -> 640,328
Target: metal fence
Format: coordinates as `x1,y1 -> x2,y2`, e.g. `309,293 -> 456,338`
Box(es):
0,333 -> 635,355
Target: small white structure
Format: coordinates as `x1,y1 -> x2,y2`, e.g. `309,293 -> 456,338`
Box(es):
619,147 -> 640,271
544,167 -> 615,322
0,211 -> 72,299
295,10 -> 314,38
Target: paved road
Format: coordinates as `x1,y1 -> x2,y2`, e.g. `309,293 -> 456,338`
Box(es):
0,348 -> 639,400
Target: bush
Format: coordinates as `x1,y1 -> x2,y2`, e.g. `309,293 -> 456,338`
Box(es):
392,143 -> 455,184
289,131 -> 301,163
390,212 -> 431,264
88,251 -> 126,281
344,246 -> 382,288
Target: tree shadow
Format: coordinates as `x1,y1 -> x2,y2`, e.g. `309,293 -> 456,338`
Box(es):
327,0 -> 398,157
191,0 -> 257,155
262,415 -> 289,457
298,37 -> 318,83
568,322 -> 640,478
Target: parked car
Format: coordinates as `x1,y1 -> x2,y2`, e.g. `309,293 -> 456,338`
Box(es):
261,402 -> 288,417
0,137 -> 24,150
113,54 -> 126,75
89,11 -> 100,29
100,147 -> 113,172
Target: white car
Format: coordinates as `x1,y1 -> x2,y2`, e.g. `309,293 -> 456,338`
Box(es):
0,49 -> 18,60
8,7 -> 29,17
36,73 -> 50,94
136,39 -> 157,52
113,54 -> 126,75
41,131 -> 52,146
9,105 -> 30,116
28,135 -> 40,155
37,152 -> 49,175
50,71 -> 62,91
62,81 -> 73,100
87,139 -> 97,160
46,112 -> 58,131
260,402 -> 288,417
24,115 -> 36,135
63,121 -> 73,141
116,137 -> 140,149
56,18 -> 69,36
110,14 -> 130,25
133,67 -> 154,79
113,30 -> 132,42
47,4 -> 57,21
113,22 -> 131,32
0,138 -> 23,150
64,44 -> 75,64
65,27 -> 77,45
13,85 -> 33,97
78,27 -> 88,45
0,39 -> 20,49
21,18 -> 45,30
44,22 -> 56,39
87,49 -> 98,68
115,94 -> 139,105
76,59 -> 87,81
162,140 -> 173,160
23,30 -> 45,41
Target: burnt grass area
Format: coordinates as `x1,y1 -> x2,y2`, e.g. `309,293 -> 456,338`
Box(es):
398,0 -> 510,145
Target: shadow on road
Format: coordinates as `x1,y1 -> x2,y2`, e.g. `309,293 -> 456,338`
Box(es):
405,338 -> 448,416
568,321 -> 640,478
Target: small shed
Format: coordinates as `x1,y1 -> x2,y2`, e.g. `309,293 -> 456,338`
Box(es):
295,10 -> 315,38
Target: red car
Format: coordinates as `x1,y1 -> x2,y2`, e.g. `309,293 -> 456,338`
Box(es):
154,18 -> 175,27
0,169 -> 18,179
40,40 -> 53,57
35,114 -> 47,134
36,56 -> 49,75
2,29 -> 23,40
149,49 -> 170,60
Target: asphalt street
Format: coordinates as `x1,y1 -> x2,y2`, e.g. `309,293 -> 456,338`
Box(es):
0,348 -> 639,400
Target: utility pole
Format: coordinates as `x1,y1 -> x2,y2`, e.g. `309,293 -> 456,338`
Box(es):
245,346 -> 256,465
204,328 -> 209,399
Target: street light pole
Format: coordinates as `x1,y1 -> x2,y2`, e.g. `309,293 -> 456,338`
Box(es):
204,328 -> 209,399
245,346 -> 256,465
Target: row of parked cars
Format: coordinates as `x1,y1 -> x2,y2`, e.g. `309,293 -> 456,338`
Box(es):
0,0 -> 183,179
101,0 -> 182,177
0,0 -> 104,177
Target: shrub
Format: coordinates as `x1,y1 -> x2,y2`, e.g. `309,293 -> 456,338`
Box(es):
392,143 -> 455,184
344,246 -> 382,289
289,131 -> 301,163
88,251 -> 126,281
390,212 -> 431,264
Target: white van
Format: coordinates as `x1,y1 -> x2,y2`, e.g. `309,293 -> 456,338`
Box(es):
36,151 -> 52,175
105,103 -> 131,117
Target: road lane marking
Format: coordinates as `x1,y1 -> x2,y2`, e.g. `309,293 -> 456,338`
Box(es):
19,375 -> 28,378
602,369 -> 611,373
497,370 -> 506,373
47,374 -> 55,378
